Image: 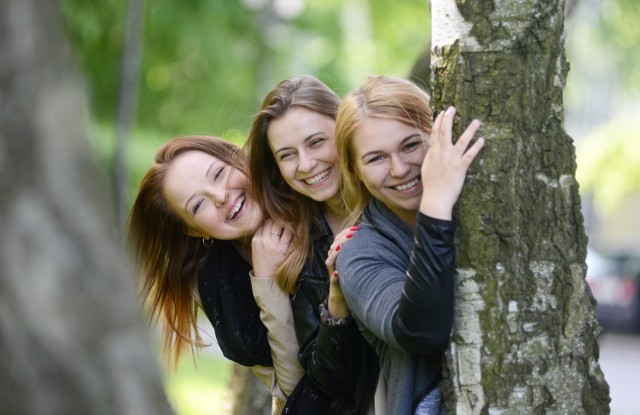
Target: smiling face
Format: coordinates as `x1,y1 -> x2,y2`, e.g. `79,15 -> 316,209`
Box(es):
353,117 -> 429,224
162,150 -> 263,240
267,107 -> 340,203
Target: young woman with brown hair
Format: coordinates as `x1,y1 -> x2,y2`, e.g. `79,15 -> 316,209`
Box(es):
246,75 -> 380,414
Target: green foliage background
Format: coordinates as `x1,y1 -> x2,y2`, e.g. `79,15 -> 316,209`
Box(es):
60,0 -> 429,138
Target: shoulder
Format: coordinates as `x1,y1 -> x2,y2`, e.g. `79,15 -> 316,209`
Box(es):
336,222 -> 408,273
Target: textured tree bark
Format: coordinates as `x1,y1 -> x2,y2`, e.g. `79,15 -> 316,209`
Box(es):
430,0 -> 610,413
0,1 -> 172,414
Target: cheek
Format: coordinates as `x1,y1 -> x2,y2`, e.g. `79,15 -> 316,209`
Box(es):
325,146 -> 339,163
277,162 -> 295,181
358,167 -> 382,192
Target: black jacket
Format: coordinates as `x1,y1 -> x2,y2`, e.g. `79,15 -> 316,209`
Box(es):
290,212 -> 379,415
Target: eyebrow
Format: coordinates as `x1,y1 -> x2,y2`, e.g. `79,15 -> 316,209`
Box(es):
273,132 -> 324,156
360,133 -> 422,160
184,160 -> 217,215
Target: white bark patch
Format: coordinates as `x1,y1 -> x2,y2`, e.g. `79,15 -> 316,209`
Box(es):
507,300 -> 519,333
432,0 -> 563,51
554,53 -> 565,87
558,174 -> 575,201
450,268 -> 486,414
529,261 -> 557,312
431,0 -> 479,49
563,263 -> 588,337
535,173 -> 558,188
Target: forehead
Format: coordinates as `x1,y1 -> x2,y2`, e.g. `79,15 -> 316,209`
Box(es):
353,117 -> 421,155
163,151 -> 222,205
267,107 -> 335,148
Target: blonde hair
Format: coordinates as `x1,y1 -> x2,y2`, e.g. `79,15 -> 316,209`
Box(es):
336,75 -> 433,226
246,75 -> 341,294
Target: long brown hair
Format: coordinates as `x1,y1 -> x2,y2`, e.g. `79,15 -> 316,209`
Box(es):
336,75 -> 433,226
127,135 -> 247,367
246,75 -> 341,294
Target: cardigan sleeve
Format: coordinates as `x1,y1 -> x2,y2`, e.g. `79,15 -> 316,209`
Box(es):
250,275 -> 305,398
336,213 -> 455,354
391,213 -> 456,353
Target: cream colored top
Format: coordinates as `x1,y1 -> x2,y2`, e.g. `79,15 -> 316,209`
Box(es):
250,274 -> 305,414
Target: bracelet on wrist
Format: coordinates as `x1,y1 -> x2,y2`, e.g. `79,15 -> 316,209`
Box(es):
319,299 -> 351,327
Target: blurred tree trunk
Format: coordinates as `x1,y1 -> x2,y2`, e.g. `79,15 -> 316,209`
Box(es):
0,1 -> 172,414
226,364 -> 272,415
430,0 -> 610,413
114,0 -> 147,231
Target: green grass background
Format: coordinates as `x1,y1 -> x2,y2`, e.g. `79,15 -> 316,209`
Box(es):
166,354 -> 232,415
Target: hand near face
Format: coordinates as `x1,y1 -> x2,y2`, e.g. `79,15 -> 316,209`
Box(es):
419,107 -> 485,220
325,226 -> 359,319
251,219 -> 292,278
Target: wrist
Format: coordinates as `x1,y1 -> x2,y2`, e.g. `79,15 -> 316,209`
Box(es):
319,299 -> 351,326
419,198 -> 452,221
249,269 -> 274,280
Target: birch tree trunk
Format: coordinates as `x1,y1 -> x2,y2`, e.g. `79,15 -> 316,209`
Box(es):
0,1 -> 172,414
430,1 -> 610,413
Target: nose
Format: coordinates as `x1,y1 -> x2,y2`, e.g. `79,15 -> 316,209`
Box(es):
208,184 -> 226,207
298,151 -> 317,173
389,154 -> 410,178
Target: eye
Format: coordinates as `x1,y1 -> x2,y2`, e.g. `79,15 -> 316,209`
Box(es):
214,166 -> 225,181
192,199 -> 204,215
279,152 -> 294,161
309,137 -> 326,148
403,141 -> 420,152
365,154 -> 386,164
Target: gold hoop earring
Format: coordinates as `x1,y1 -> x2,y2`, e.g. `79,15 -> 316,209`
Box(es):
202,237 -> 213,248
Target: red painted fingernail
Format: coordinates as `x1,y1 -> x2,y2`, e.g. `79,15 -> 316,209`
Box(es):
335,245 -> 341,252
346,233 -> 353,239
350,226 -> 359,231
333,271 -> 339,280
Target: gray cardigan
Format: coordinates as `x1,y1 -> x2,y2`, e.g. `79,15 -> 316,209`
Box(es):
336,198 -> 456,415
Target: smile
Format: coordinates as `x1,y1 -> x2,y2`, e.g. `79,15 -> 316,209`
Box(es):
303,168 -> 331,186
391,177 -> 420,191
227,194 -> 245,220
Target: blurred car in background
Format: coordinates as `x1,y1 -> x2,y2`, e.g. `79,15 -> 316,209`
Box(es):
586,248 -> 640,334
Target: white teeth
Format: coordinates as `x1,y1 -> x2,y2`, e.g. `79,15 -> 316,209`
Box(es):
304,169 -> 330,186
393,177 -> 420,191
227,195 -> 245,220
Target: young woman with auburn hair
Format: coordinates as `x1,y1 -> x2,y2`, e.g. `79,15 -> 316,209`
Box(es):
127,135 -> 304,414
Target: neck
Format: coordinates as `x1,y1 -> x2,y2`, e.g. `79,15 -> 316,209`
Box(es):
387,204 -> 418,232
231,235 -> 253,264
323,195 -> 346,234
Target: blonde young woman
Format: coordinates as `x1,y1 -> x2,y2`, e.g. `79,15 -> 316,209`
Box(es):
246,75 -> 380,414
127,136 -> 305,414
329,75 -> 484,415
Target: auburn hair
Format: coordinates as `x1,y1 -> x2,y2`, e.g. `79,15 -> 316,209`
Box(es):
127,135 -> 247,368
